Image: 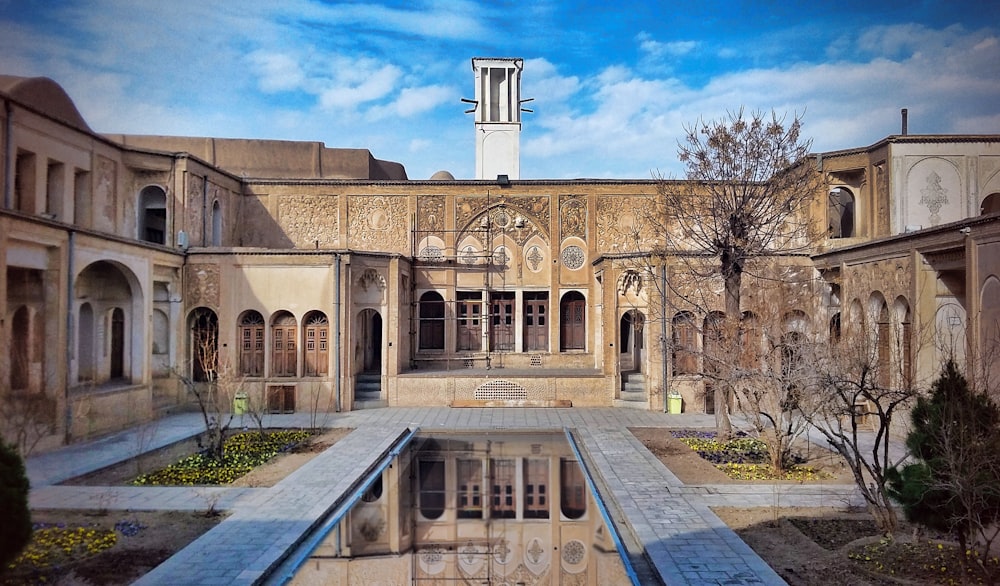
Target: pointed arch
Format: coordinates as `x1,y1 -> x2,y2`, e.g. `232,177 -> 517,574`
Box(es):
271,311 -> 298,377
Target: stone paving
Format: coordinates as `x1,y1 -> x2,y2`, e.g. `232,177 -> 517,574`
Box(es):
24,407 -> 886,585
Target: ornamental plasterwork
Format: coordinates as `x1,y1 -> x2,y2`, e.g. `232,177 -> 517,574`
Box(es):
418,545 -> 445,575
525,244 -> 545,272
186,175 -> 204,243
875,162 -> 889,234
518,195 -> 551,227
347,195 -> 407,251
456,195 -> 490,230
184,264 -> 220,308
524,537 -> 550,576
417,195 -> 445,233
596,196 -> 651,252
279,195 -> 339,248
561,539 -> 586,567
94,155 -> 116,231
561,245 -> 586,270
842,257 -> 912,306
618,269 -> 644,296
560,195 -> 587,240
919,171 -> 949,225
358,268 -> 387,292
459,206 -> 547,248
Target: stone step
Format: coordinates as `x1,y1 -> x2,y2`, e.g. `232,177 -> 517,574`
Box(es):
612,398 -> 650,410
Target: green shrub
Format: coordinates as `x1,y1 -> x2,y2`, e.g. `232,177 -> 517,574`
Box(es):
0,442 -> 32,569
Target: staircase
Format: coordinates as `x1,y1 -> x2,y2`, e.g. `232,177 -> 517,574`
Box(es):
613,372 -> 649,410
354,373 -> 386,409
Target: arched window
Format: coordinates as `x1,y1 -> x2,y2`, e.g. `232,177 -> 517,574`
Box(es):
780,331 -> 804,411
238,311 -> 265,376
138,185 -> 167,244
190,308 -> 218,382
703,312 -> 725,376
829,313 -> 842,345
10,306 -> 30,391
211,200 -> 222,246
109,307 -> 125,379
271,311 -> 297,377
828,187 -> 855,238
303,311 -> 329,376
739,312 -> 761,370
418,292 -> 445,350
559,291 -> 586,351
672,311 -> 697,375
981,192 -> 1000,215
876,301 -> 890,388
895,298 -> 912,386
78,303 -> 95,382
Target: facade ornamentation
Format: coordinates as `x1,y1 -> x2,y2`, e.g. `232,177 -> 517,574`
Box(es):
560,195 -> 587,240
358,268 -> 387,292
95,155 -> 117,231
348,195 -> 407,251
184,264 -> 220,308
561,539 -> 586,565
596,196 -> 649,252
279,195 -> 339,248
618,269 -> 643,296
526,245 -> 545,272
920,170 -> 950,225
561,245 -> 585,270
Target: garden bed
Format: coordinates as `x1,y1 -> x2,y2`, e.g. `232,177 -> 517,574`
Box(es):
630,427 -> 851,484
62,428 -> 352,487
2,510 -> 222,585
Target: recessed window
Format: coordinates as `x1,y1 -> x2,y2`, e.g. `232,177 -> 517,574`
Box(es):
456,459 -> 483,518
828,187 -> 855,238
524,459 -> 549,519
560,459 -> 586,519
419,460 -> 446,520
491,459 -> 517,519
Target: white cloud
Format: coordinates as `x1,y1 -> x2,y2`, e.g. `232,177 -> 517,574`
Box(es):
318,61 -> 402,110
368,84 -> 455,119
250,52 -> 306,93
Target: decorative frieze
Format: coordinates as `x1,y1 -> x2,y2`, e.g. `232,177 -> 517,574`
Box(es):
278,195 -> 339,248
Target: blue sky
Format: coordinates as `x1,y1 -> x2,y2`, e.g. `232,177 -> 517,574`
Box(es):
1,0 -> 998,179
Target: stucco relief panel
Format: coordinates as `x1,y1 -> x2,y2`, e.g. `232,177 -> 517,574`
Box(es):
185,264 -> 220,309
348,195 -> 407,252
843,257 -> 912,309
560,195 -> 587,241
596,196 -> 652,252
417,195 -> 445,233
94,155 -> 117,232
279,195 -> 339,248
185,175 -> 204,244
906,157 -> 963,227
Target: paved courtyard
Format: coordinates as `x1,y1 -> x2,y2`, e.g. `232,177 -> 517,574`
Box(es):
27,408 -> 872,585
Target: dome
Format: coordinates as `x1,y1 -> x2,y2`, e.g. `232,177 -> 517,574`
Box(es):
429,170 -> 455,181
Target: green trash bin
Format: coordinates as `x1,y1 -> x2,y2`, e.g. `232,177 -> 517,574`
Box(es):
667,394 -> 682,414
233,392 -> 248,415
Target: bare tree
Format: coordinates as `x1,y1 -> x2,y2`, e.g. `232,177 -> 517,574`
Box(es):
177,314 -> 235,461
804,318 -> 919,533
650,108 -> 819,437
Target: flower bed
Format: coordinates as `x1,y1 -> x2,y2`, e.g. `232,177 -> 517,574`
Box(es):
849,538 -> 1000,585
132,430 -> 312,486
670,429 -> 828,481
4,521 -> 121,582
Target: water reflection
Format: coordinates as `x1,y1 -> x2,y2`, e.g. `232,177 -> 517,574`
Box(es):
289,431 -> 630,585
